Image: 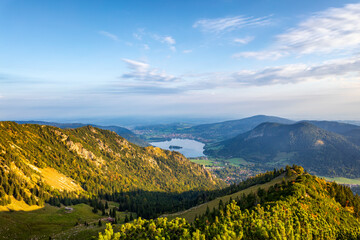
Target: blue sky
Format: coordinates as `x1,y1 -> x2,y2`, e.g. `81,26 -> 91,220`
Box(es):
1,0 -> 360,122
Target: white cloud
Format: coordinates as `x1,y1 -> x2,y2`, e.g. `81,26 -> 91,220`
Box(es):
115,55 -> 360,95
163,36 -> 176,45
231,56 -> 360,86
121,59 -> 178,83
193,15 -> 271,33
181,56 -> 360,90
98,31 -> 119,41
152,34 -> 176,51
107,59 -> 182,95
131,29 -> 177,52
235,3 -> 360,59
233,51 -> 285,60
233,36 -> 254,45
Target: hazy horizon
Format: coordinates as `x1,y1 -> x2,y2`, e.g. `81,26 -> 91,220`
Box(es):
3,114 -> 360,128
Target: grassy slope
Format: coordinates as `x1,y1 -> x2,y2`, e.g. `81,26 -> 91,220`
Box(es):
0,203 -> 131,240
30,165 -> 83,192
163,173 -> 294,222
0,196 -> 42,212
0,204 -> 99,239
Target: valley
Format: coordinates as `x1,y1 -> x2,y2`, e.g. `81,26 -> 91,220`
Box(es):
1,116 -> 360,239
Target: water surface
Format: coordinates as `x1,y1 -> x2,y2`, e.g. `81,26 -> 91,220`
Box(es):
150,138 -> 205,158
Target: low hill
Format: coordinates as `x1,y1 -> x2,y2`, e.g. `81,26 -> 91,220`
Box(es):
184,115 -> 294,142
15,121 -> 149,147
0,121 -> 222,211
205,122 -> 360,178
98,166 -> 360,239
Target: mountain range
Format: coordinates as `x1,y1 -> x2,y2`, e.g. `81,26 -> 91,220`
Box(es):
1,119 -> 360,239
135,115 -> 294,143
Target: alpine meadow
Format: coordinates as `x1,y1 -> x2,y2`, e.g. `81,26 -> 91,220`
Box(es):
1,0 -> 360,239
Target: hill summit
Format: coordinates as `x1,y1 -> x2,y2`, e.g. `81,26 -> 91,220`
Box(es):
98,166 -> 360,239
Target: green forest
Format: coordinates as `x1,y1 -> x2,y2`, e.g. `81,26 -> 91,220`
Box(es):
1,122 -> 360,239
98,166 -> 360,239
0,122 -> 223,215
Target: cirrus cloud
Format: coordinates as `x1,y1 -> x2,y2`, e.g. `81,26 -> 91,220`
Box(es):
98,31 -> 119,41
233,36 -> 254,45
235,3 -> 360,60
193,15 -> 271,33
114,55 -> 360,95
231,56 -> 360,86
120,59 -> 178,84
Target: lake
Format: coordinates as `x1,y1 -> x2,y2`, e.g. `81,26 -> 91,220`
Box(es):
150,138 -> 205,158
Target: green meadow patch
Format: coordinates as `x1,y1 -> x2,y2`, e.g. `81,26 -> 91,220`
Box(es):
0,203 -> 130,240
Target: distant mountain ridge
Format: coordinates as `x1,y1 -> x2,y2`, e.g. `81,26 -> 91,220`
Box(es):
182,115 -> 294,142
304,120 -> 360,134
15,120 -> 149,147
205,121 -> 360,178
136,115 -> 294,143
303,120 -> 360,146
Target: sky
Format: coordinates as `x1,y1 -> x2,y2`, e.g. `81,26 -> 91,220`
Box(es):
1,0 -> 360,123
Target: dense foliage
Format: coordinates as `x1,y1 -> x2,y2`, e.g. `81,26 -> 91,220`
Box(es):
205,122 -> 360,178
102,167 -> 285,219
98,167 -> 360,239
0,121 -> 222,209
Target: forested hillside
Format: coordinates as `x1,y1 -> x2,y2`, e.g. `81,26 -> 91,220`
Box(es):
205,122 -> 360,178
16,120 -> 149,147
305,120 -> 360,146
98,166 -> 360,239
0,121 -> 223,211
